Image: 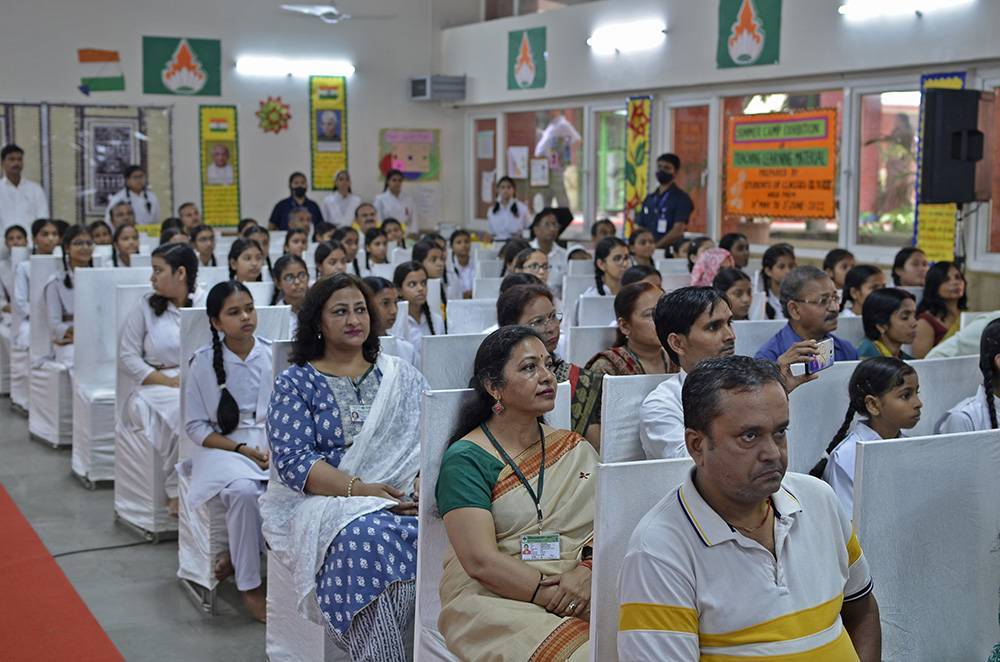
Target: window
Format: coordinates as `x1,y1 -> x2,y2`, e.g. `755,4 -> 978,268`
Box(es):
720,90 -> 844,247
856,91 -> 920,247
594,109 -> 626,228
671,105 -> 710,234
473,118 -> 498,220
989,86 -> 1000,252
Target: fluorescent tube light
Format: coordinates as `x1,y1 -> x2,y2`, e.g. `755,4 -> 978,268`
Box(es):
838,0 -> 973,20
235,56 -> 355,77
587,19 -> 666,55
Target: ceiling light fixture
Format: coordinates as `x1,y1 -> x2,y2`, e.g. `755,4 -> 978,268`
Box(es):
235,55 -> 355,77
838,0 -> 974,20
587,19 -> 667,55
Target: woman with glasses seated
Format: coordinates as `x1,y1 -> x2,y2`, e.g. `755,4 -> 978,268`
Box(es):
497,283 -> 603,448
270,255 -> 309,337
585,281 -> 671,378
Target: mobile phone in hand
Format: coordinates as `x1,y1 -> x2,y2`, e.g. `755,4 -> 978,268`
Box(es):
805,337 -> 835,374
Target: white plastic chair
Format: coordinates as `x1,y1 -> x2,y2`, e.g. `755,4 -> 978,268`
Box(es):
599,374 -> 675,463
474,259 -> 503,278
565,325 -> 617,367
445,299 -> 496,335
28,256 -> 71,447
733,319 -> 786,357
578,296 -> 615,327
660,272 -> 692,293
472,277 -> 502,300
654,258 -> 691,275
562,275 -> 596,327
420,332 -> 489,390
568,260 -> 595,276
244,281 -> 276,307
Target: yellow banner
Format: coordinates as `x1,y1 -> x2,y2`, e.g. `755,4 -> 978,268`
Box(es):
199,105 -> 240,226
624,96 -> 652,237
310,76 -> 347,190
915,73 -> 965,262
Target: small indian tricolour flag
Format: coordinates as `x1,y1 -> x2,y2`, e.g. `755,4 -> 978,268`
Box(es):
208,118 -> 229,132
318,86 -> 339,100
78,49 -> 125,94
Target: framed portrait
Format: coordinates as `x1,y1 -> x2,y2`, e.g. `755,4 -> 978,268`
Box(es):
315,109 -> 342,152
83,117 -> 138,216
204,139 -> 235,186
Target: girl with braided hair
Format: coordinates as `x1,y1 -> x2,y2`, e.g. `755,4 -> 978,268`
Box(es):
813,357 -> 922,514
938,319 -> 1000,433
44,224 -> 94,365
183,280 -> 272,622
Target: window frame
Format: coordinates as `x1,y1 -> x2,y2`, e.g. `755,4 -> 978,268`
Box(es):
968,66 -> 1000,271
664,95 -> 718,239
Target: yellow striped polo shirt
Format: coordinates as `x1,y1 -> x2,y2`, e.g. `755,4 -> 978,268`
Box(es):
617,469 -> 872,661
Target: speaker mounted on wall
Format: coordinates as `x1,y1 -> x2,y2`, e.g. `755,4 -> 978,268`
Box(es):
919,88 -> 984,204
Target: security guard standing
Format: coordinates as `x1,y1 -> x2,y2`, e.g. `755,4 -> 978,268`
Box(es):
634,153 -> 694,255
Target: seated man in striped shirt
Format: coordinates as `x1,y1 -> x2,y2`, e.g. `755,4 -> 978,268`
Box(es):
617,355 -> 880,661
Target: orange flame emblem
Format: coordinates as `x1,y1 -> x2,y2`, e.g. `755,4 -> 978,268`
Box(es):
727,0 -> 766,65
161,39 -> 207,94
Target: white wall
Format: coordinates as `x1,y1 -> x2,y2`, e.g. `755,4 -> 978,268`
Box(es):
0,0 -> 469,228
441,0 -> 1000,106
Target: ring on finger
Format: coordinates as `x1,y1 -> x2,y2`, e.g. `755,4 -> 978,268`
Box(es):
567,602 -> 576,612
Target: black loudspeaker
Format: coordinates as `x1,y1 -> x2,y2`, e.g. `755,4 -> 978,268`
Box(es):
920,88 -> 984,204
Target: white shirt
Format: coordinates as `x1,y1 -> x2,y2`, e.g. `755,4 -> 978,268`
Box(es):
11,260 -> 31,348
44,270 -> 74,342
397,309 -> 444,368
926,313 -> 1000,359
840,308 -> 858,318
0,177 -> 48,234
321,191 -> 362,228
640,371 -> 687,459
374,190 -> 415,227
486,199 -> 529,240
766,290 -> 786,320
618,470 -> 873,660
938,385 -> 1000,433
0,255 -> 14,313
104,188 -> 160,227
530,239 -> 568,297
206,163 -> 233,186
822,421 -> 883,516
534,115 -> 581,163
385,333 -> 418,367
119,291 -> 204,384
446,255 -> 475,300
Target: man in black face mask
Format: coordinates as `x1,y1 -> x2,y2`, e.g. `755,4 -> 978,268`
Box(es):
633,153 -> 694,255
268,171 -> 324,230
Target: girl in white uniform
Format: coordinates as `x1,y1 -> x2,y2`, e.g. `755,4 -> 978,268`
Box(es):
757,243 -> 796,321
412,239 -> 448,320
104,165 -> 160,227
362,276 -> 418,367
392,261 -> 443,366
332,227 -> 363,277
315,241 -> 349,280
227,238 -> 265,283
184,281 -> 271,622
486,176 -> 529,240
362,228 -> 390,278
12,219 -> 61,349
1,225 -> 28,319
938,319 -> 1000,433
44,225 -> 95,367
321,170 -> 362,228
446,229 -> 475,300
373,169 -> 415,229
270,254 -> 308,338
119,244 -> 204,514
814,357 -> 922,516
577,237 -> 629,324
111,224 -> 140,267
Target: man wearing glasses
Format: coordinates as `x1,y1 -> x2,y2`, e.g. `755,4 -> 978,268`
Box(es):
755,266 -> 859,362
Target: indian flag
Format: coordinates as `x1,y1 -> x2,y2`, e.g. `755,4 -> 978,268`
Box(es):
318,86 -> 339,100
208,118 -> 229,132
78,49 -> 125,92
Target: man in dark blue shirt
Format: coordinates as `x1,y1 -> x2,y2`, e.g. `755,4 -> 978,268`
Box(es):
268,171 -> 324,230
633,153 -> 694,253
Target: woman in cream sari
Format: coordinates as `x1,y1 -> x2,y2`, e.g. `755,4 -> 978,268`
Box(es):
261,273 -> 428,662
436,326 -> 597,661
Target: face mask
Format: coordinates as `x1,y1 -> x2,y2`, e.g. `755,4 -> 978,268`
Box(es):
655,170 -> 674,185
292,186 -> 307,198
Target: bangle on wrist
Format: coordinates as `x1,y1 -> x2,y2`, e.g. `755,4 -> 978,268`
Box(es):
233,443 -> 246,454
346,476 -> 361,498
530,571 -> 544,603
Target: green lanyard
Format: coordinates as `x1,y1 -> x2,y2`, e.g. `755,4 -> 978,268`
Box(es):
481,422 -> 546,532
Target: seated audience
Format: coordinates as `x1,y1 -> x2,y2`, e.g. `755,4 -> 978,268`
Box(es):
446,229 -> 475,300
629,228 -> 656,267
178,202 -> 201,231
718,232 -> 749,270
109,224 -> 138,268
313,221 -> 336,244
712,268 -> 752,320
109,200 -> 136,229
12,219 -> 61,348
621,264 -> 661,289
567,247 -> 591,261
412,239 -> 449,315
823,248 -> 855,290
586,282 -> 670,377
261,274 -> 427,661
891,247 -> 929,287
381,217 -> 406,249
938,319 -> 1000,432
529,209 -> 568,297
511,247 -> 550,281
690,247 -> 733,287
243,225 -> 273,275
685,236 -> 714,273
332,227 -> 362,276
270,254 -> 308,336
755,265 -> 859,362
183,281 -> 271,622
581,236 -> 629,299
840,265 -> 885,317
362,227 -> 389,276
912,261 -> 966,359
591,218 -> 616,249
321,170 -> 362,228
315,240 -> 349,279
619,356 -> 881,660
759,242 -> 796,320
282,227 -> 308,258
45,224 -> 94,366
486,176 -> 529,241
393,260 -> 445,362
1,225 -> 27,314
927,311 -> 1000,358
87,220 -> 112,246
355,201 -> 380,234
362,275 -> 418,366
227,238 -> 265,283
816,357 -> 921,515
857,288 -> 917,359
237,218 -> 259,234
499,238 -> 531,277
671,237 -> 692,261
437,326 -> 596,661
159,227 -> 188,246
189,224 -> 217,267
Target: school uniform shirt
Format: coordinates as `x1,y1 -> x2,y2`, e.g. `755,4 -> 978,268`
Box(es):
44,271 -> 74,342
530,239 -> 568,297
0,176 -> 48,234
398,309 -> 444,367
267,195 -> 324,231
374,190 -> 415,227
0,255 -> 15,315
633,185 -> 694,243
104,188 -> 160,227
11,260 -> 31,348
321,191 -> 362,228
822,421 -> 883,516
765,291 -> 786,321
639,371 -> 687,459
938,385 -> 1000,434
446,255 -> 475,300
755,324 -> 858,363
486,199 -> 529,240
119,290 -> 206,384
618,470 -> 872,660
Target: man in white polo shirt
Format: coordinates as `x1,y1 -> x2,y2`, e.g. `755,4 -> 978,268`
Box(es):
619,355 -> 881,660
0,144 -> 49,235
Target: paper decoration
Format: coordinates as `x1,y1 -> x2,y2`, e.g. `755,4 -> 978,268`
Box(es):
310,76 -> 348,190
507,146 -> 529,179
199,106 -> 240,226
915,72 -> 966,262
143,37 -> 221,96
508,28 -> 546,90
476,130 -> 495,159
378,129 -> 441,182
530,158 -> 549,187
77,49 -> 124,95
724,109 -> 837,218
481,170 -> 495,204
717,0 -> 781,69
256,96 -> 291,134
624,96 -> 652,238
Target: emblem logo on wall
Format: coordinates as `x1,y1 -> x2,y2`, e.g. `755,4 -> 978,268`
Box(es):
717,0 -> 781,69
143,36 -> 221,96
507,27 -> 546,90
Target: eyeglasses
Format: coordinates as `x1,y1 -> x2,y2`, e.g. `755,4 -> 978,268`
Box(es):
523,262 -> 551,273
608,254 -> 631,265
282,272 -> 309,284
793,294 -> 839,309
70,240 -> 94,248
526,311 -> 563,330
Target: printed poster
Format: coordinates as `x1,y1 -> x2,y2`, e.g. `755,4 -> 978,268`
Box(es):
199,106 -> 240,226
143,36 -> 221,96
624,96 -> 652,237
508,27 -> 546,90
717,0 -> 781,68
530,158 -> 549,187
310,76 -> 348,190
724,108 -> 837,218
507,146 -> 529,179
914,72 -> 966,262
378,129 -> 440,183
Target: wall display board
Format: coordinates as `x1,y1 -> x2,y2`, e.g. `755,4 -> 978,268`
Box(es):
310,76 -> 347,190
199,105 -> 240,226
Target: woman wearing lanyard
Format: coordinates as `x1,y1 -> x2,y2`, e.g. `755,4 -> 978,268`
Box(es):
437,326 -> 597,661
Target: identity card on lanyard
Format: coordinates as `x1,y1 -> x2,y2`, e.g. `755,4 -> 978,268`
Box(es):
656,190 -> 671,235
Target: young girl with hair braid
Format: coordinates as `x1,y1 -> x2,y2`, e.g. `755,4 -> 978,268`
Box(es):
812,357 -> 922,515
44,224 -> 94,366
183,280 -> 273,622
939,319 -> 1000,433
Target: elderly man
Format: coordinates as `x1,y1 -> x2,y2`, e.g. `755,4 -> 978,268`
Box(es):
618,355 -> 881,660
0,144 -> 49,234
177,202 -> 201,231
756,265 -> 859,362
206,144 -> 233,186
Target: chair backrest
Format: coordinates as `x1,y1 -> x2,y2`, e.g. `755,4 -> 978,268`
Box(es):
654,259 -> 690,275
445,299 -> 497,335
268,231 -> 287,258
474,259 -> 503,278
243,281 -> 275,307
427,277 -> 442,319
75,267 -> 152,392
566,325 -> 617,367
28,255 -> 62,362
854,430 -> 1000,660
472,277 -> 501,300
197,266 -> 230,291
898,285 -> 923,307
369,263 -> 394,281
392,247 -> 412,265
129,253 -> 152,268
578,296 -> 615,327
567,259 -> 595,276
661,272 -> 692,294
562,275 -> 596,326
833,315 -> 865,347
421,332 -> 489,390
589,458 -> 694,662
600,374 -> 675,463
114,284 -> 154,419
960,310 -> 994,329
271,339 -> 292,380
733,319 -> 786,357
472,243 -> 500,261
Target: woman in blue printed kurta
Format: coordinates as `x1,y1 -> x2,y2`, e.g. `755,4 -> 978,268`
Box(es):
261,273 -> 427,662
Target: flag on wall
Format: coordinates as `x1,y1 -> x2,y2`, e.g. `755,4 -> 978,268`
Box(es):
77,49 -> 125,94
624,96 -> 652,238
717,0 -> 782,68
143,36 -> 221,96
507,28 -> 546,90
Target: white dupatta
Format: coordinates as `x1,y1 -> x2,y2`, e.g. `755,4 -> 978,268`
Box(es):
260,352 -> 426,625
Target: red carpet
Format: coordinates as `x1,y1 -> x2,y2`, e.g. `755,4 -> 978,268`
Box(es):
0,485 -> 123,661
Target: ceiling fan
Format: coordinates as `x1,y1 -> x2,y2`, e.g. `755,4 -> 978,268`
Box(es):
279,2 -> 394,25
